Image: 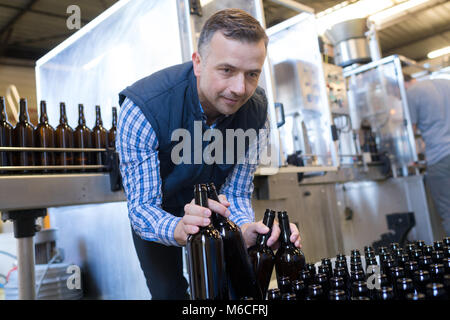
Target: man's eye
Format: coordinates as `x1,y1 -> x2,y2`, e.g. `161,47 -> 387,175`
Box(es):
222,68 -> 230,73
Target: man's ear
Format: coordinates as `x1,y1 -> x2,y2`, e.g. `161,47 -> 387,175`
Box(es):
192,51 -> 202,77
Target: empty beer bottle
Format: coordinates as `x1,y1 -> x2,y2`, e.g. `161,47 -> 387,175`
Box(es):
425,283 -> 447,300
413,269 -> 430,294
281,293 -> 296,300
306,284 -> 324,301
248,209 -> 276,299
329,289 -> 347,301
292,280 -> 306,300
108,106 -> 117,149
55,102 -> 74,171
207,183 -> 261,300
305,263 -> 317,277
377,286 -> 395,300
314,273 -> 329,296
319,264 -> 332,280
429,263 -> 445,283
267,288 -> 281,300
13,98 -> 35,172
396,278 -> 414,300
299,270 -> 312,288
186,184 -> 227,300
0,96 -> 13,173
278,276 -> 292,295
351,281 -> 369,299
432,250 -> 445,264
35,101 -> 55,172
443,258 -> 450,274
443,237 -> 450,246
404,261 -> 419,279
433,241 -> 444,251
74,104 -> 92,171
275,211 -> 306,284
330,276 -> 346,292
92,105 -> 108,171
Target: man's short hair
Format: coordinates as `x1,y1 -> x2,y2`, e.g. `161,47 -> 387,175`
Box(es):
197,8 -> 268,56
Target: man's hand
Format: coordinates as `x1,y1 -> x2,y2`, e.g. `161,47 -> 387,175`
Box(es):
241,220 -> 302,250
174,194 -> 231,246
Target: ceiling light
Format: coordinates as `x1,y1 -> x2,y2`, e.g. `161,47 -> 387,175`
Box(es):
427,46 -> 450,59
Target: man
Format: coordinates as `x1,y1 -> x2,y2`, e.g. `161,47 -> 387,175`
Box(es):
116,9 -> 302,300
405,75 -> 450,236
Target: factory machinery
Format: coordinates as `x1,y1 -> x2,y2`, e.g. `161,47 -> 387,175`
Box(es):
0,0 -> 443,299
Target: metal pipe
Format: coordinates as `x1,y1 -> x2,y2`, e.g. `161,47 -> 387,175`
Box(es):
17,237 -> 36,300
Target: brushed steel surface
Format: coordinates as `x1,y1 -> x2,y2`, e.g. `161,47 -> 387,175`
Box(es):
17,237 -> 36,300
0,174 -> 125,211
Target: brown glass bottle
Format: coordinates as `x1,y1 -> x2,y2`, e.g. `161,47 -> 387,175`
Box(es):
0,96 -> 13,173
92,105 -> 108,171
74,104 -> 92,171
207,183 -> 262,300
13,98 -> 35,172
275,211 -> 306,285
55,102 -> 74,171
186,184 -> 228,300
108,106 -> 117,149
34,100 -> 55,172
248,209 -> 276,300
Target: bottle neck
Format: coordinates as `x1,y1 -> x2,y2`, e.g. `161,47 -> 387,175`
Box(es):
78,105 -> 86,126
40,102 -> 49,124
206,183 -> 224,223
194,184 -> 211,230
95,107 -> 103,126
19,100 -> 29,123
256,210 -> 275,248
278,213 -> 292,246
60,104 -> 68,124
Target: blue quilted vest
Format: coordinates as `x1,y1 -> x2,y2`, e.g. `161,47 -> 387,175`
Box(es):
119,62 -> 267,217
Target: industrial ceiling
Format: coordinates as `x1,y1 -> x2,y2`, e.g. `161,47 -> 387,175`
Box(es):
0,0 -> 449,63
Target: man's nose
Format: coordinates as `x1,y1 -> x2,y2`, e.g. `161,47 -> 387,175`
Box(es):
230,73 -> 246,96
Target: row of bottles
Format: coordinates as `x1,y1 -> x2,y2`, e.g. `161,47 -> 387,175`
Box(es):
266,238 -> 450,300
0,97 -> 117,173
248,210 -> 306,299
186,183 -> 261,300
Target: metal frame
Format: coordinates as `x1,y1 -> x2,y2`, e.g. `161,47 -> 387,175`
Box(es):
343,54 -> 418,168
266,12 -> 340,171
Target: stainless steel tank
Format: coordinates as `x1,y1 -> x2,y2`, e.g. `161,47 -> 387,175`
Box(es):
325,18 -> 371,67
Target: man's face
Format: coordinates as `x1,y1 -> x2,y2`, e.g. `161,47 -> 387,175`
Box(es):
192,31 -> 267,118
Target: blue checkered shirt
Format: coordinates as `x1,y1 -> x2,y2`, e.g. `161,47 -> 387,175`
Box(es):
117,97 -> 269,246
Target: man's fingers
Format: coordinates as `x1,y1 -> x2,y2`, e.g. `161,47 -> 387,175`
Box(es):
290,223 -> 302,249
218,194 -> 231,207
183,214 -> 210,227
184,224 -> 199,235
184,203 -> 211,218
267,222 -> 280,247
207,199 -> 231,218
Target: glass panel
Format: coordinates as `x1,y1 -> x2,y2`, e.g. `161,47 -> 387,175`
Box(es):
267,14 -> 338,167
187,0 -> 281,169
346,57 -> 417,169
36,0 -> 184,130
